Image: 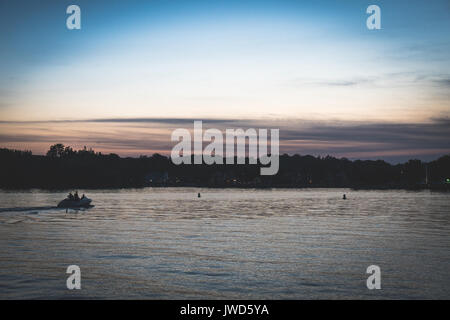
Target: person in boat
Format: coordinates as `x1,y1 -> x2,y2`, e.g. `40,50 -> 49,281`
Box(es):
68,192 -> 74,200
74,191 -> 80,201
81,194 -> 86,200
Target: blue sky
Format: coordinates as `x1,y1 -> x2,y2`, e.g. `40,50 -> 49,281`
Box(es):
0,0 -> 449,161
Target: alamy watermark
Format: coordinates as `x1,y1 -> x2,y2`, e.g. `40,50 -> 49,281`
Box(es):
366,265 -> 381,290
66,5 -> 81,30
170,121 -> 279,176
366,5 -> 381,30
65,4 -> 381,31
66,265 -> 81,290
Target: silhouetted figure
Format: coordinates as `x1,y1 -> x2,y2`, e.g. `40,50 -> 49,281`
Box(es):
198,193 -> 201,198
81,194 -> 86,200
74,191 -> 80,201
343,194 -> 347,200
68,192 -> 74,200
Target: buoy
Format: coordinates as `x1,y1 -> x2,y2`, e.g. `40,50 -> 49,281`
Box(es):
343,194 -> 347,200
198,193 -> 201,198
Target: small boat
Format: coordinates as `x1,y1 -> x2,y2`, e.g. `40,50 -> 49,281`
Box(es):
57,197 -> 92,208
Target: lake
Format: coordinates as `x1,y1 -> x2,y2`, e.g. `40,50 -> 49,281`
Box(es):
0,188 -> 449,299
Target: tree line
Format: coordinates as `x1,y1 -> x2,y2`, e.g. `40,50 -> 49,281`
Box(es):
0,144 -> 449,190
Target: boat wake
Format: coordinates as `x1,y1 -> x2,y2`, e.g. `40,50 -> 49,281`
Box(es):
0,206 -> 58,214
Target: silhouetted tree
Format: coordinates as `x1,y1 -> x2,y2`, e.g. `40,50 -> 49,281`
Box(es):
46,144 -> 66,158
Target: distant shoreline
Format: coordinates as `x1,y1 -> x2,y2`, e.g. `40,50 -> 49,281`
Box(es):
1,185 -> 449,192
1,146 -> 450,191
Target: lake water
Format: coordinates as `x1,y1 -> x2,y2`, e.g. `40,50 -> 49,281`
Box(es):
0,188 -> 449,299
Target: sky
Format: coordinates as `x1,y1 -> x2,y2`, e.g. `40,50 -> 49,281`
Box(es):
0,0 -> 449,162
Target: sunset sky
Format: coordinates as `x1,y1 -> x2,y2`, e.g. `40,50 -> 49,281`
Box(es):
1,0 -> 449,162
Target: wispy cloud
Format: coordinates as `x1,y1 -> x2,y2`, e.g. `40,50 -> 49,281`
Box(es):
290,77 -> 376,87
290,72 -> 450,90
0,118 -> 243,125
432,78 -> 450,87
